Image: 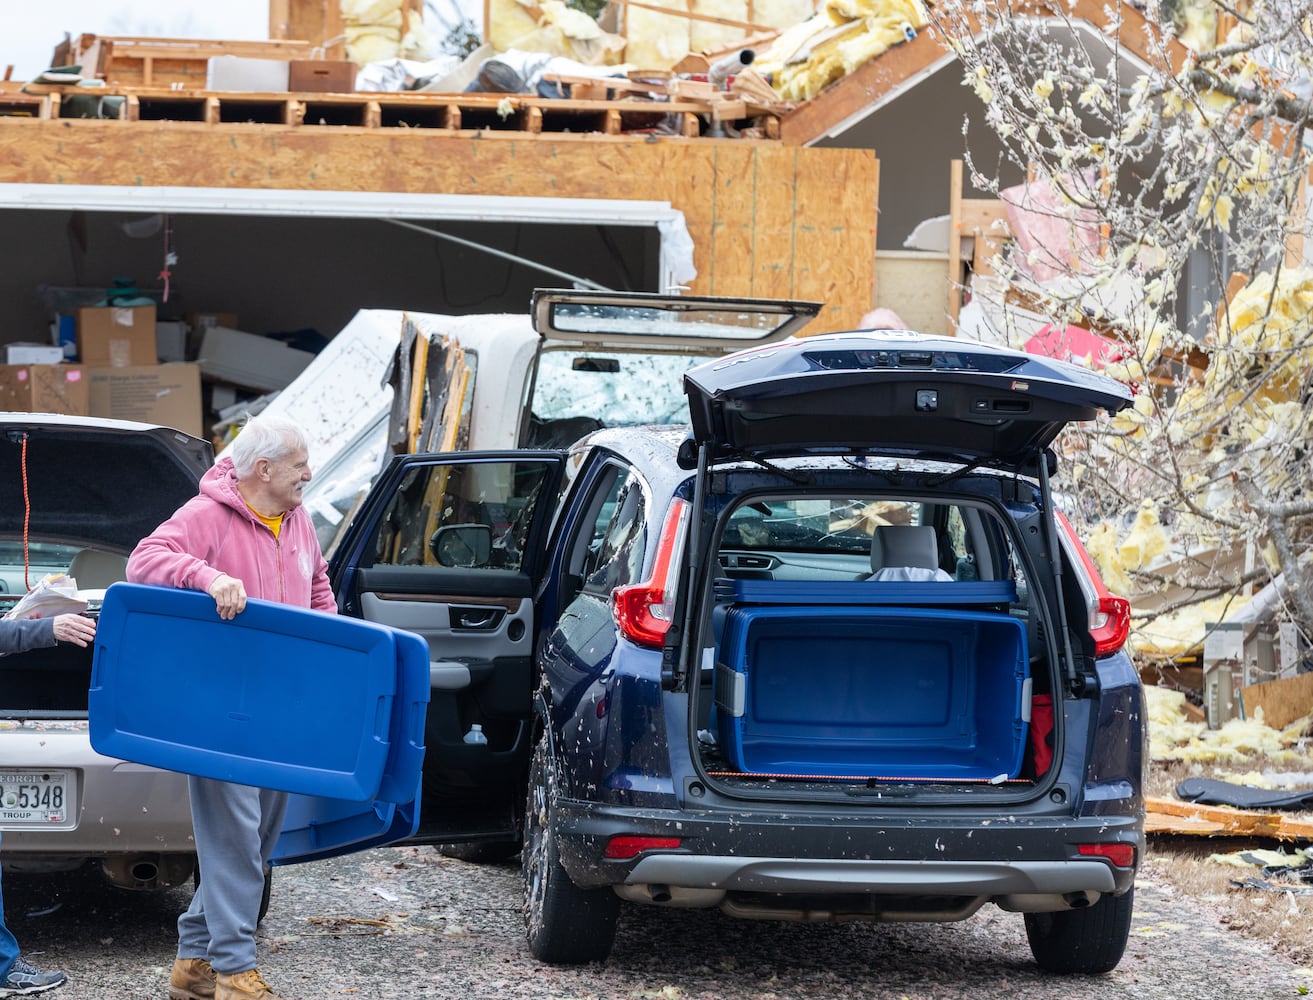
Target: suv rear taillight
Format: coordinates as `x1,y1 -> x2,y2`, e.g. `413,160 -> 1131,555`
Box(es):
1056,510 -> 1131,657
604,835 -> 683,859
611,499 -> 690,649
1078,842 -> 1136,868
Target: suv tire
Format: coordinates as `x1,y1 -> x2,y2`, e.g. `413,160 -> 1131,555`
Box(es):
522,734 -> 619,964
1024,885 -> 1134,974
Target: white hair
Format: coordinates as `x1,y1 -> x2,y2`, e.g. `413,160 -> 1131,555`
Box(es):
228,413 -> 309,479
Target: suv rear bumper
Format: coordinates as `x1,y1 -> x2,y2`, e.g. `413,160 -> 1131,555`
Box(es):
554,799 -> 1140,903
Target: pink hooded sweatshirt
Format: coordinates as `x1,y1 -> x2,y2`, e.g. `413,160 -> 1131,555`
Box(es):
126,455 -> 336,612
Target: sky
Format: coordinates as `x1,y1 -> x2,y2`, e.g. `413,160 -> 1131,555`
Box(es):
4,1 -> 269,81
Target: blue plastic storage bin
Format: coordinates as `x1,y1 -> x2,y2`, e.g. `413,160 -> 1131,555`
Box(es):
713,604 -> 1029,780
91,583 -> 427,802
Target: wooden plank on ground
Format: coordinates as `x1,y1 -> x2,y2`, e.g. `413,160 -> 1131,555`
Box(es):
1145,795 -> 1313,841
1144,812 -> 1225,835
1241,672 -> 1313,730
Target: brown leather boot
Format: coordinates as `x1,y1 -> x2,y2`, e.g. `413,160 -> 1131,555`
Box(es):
169,957 -> 217,1000
215,968 -> 281,1000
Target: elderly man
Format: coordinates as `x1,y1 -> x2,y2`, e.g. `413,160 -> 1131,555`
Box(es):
127,413 -> 336,1000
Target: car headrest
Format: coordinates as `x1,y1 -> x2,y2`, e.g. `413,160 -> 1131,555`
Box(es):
69,548 -> 129,591
870,524 -> 941,574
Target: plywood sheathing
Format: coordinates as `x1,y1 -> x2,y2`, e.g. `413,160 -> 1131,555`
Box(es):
270,0 -> 349,60
0,121 -> 875,325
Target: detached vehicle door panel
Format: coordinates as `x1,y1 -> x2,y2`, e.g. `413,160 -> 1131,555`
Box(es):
330,451 -> 564,842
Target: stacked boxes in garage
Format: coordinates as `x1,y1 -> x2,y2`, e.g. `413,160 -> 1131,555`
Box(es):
0,303 -> 203,435
0,300 -> 318,442
78,304 -> 205,437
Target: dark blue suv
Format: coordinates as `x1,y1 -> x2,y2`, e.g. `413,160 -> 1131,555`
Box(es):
330,296 -> 1144,975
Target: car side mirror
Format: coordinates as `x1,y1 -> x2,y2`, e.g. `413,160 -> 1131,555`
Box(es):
430,524 -> 492,568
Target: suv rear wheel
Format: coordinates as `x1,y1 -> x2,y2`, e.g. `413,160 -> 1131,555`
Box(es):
522,734 -> 619,964
1024,885 -> 1134,974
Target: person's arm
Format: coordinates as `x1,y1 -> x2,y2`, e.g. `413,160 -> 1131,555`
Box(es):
127,502 -> 247,620
0,617 -> 55,655
126,504 -> 226,597
309,551 -> 337,614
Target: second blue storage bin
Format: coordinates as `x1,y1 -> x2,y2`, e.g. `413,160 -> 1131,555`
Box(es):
713,604 -> 1029,780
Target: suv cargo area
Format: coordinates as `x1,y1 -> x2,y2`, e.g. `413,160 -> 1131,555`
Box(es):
693,485 -> 1064,798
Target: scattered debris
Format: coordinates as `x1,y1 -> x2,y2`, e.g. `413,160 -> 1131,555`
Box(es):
1177,777 -> 1313,811
1145,796 -> 1313,841
1145,686 -> 1311,765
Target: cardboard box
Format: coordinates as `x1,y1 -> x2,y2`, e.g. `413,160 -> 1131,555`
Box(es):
77,305 -> 158,367
206,56 -> 290,92
198,326 -> 314,392
289,60 -> 355,93
0,365 -> 90,416
88,364 -> 203,437
156,321 -> 189,363
6,343 -> 66,365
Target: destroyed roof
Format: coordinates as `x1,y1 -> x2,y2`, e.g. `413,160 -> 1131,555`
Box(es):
3,0 -> 1181,146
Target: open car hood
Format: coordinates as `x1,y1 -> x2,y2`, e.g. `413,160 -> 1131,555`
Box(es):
531,289 -> 821,353
683,330 -> 1135,468
0,415 -> 212,550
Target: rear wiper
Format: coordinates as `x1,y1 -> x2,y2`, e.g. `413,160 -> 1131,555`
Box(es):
744,455 -> 811,484
925,458 -> 987,488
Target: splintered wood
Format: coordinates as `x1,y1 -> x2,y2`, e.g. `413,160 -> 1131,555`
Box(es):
1146,796 -> 1313,842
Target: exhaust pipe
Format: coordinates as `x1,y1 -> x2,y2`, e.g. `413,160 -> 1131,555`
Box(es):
1063,891 -> 1093,909
101,853 -> 195,891
648,883 -> 673,903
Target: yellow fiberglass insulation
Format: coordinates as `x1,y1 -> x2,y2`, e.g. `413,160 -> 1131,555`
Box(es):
754,0 -> 927,102
1145,686 -> 1310,764
1118,499 -> 1170,570
1131,595 -> 1237,660
500,0 -> 627,65
623,0 -> 812,74
489,0 -> 542,53
343,0 -> 430,63
1208,268 -> 1313,405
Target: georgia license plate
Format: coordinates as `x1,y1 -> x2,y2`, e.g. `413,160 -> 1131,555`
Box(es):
0,770 -> 75,827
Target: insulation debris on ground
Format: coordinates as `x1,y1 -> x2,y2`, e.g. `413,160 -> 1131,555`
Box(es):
1146,686 -> 1313,840
1146,687 -> 1311,765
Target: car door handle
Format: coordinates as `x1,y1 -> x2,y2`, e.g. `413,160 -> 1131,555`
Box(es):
450,606 -> 506,631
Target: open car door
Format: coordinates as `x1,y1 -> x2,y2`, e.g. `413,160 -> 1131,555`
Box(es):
329,450 -> 565,845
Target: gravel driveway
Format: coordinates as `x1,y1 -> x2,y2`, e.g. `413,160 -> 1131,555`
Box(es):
4,846 -> 1303,999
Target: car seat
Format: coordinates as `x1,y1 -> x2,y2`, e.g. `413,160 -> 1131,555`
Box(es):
69,548 -> 129,590
867,525 -> 954,582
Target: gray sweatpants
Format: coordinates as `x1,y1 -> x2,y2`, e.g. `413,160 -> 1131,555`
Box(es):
178,776 -> 288,974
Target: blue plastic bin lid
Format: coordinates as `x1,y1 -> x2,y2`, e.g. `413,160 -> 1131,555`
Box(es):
271,776 -> 422,866
375,628 -> 430,804
91,583 -> 399,801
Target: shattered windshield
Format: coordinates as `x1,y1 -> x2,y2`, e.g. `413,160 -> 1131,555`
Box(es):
531,349 -> 695,427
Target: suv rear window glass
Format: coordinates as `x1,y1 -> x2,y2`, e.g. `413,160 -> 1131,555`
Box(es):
719,497 -> 1002,583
